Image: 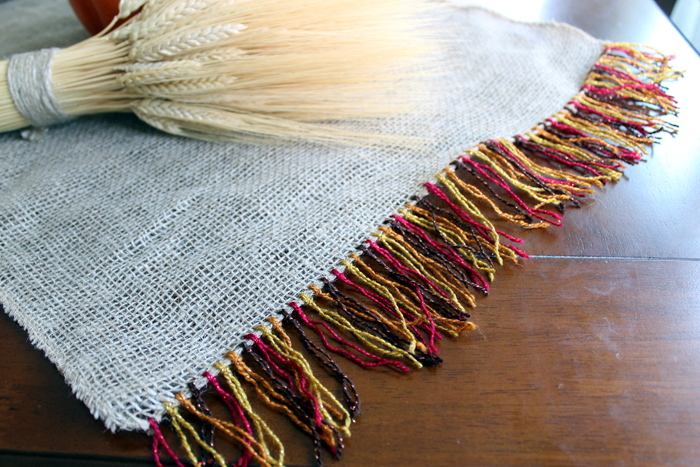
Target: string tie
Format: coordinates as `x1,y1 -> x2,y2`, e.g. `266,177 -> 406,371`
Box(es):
7,48 -> 70,130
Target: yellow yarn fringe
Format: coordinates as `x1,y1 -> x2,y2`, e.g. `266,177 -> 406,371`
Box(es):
152,42 -> 679,467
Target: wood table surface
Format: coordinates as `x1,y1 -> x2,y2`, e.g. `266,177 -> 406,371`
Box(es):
1,0 -> 699,466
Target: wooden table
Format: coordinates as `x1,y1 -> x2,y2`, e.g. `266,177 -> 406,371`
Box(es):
1,0 -> 699,465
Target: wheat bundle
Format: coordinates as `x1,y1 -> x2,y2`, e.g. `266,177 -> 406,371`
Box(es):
0,0 -> 431,143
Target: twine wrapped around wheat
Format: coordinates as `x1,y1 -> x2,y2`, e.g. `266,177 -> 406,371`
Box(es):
0,0 -> 431,144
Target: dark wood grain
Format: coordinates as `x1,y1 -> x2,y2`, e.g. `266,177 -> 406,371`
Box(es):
337,258 -> 700,467
8,258 -> 700,467
1,0 -> 699,466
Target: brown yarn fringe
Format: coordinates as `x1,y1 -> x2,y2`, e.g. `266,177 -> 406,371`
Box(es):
149,43 -> 681,467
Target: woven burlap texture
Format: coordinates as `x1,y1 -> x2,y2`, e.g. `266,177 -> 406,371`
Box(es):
0,0 -> 604,431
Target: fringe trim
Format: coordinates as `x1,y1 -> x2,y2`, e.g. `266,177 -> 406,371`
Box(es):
149,43 -> 680,467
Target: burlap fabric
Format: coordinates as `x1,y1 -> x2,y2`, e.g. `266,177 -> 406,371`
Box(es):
0,0 -> 604,431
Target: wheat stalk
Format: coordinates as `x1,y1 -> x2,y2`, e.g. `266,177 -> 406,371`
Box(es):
0,0 -> 435,145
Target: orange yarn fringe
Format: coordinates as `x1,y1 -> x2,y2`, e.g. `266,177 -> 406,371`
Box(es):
149,43 -> 680,467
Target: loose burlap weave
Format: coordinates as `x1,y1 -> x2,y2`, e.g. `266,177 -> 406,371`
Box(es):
0,0 -> 604,431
